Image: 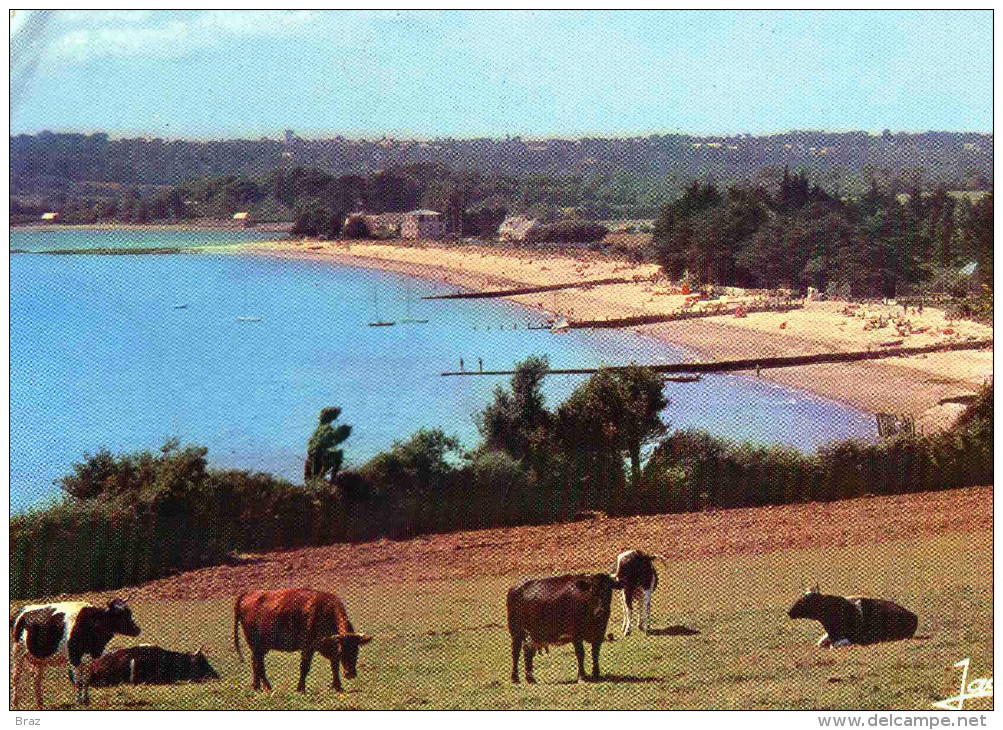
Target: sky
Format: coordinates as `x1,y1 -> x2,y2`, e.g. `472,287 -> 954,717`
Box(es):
9,10 -> 994,139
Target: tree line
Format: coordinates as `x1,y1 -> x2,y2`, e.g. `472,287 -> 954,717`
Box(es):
652,171 -> 993,301
10,360 -> 992,599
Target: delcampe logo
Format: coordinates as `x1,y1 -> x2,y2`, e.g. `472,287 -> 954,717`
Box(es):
932,658 -> 993,710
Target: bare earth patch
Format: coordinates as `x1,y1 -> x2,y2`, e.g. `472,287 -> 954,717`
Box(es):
114,486 -> 990,602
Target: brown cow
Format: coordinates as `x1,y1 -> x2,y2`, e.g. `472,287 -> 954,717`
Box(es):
233,589 -> 372,692
507,573 -> 622,684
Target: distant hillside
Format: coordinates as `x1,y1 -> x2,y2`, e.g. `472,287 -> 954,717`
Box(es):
11,130 -> 993,200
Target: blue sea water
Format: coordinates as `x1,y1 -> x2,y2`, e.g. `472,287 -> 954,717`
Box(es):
9,230 -> 876,514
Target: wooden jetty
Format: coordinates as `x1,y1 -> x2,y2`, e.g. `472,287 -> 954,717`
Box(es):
422,276 -> 638,300
567,300 -> 804,329
441,338 -> 992,377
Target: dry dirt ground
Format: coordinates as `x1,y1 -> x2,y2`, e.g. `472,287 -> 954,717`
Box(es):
105,486 -> 991,603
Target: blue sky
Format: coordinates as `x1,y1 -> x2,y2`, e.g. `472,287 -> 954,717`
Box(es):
9,10 -> 993,139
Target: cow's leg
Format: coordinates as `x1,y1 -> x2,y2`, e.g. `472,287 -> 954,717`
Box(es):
329,655 -> 343,692
252,649 -> 271,692
297,650 -> 314,693
523,643 -> 536,684
816,633 -> 831,649
32,666 -> 44,710
641,588 -> 653,633
590,641 -> 602,681
573,640 -> 587,682
622,589 -> 633,636
11,645 -> 26,708
510,634 -> 522,684
250,648 -> 261,690
76,660 -> 93,705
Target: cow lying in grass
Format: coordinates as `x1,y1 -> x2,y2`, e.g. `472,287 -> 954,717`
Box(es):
82,645 -> 219,688
788,586 -> 918,648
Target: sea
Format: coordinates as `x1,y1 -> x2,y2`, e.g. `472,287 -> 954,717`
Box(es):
9,229 -> 876,513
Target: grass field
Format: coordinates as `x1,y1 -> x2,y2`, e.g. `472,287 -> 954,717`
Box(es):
11,489 -> 993,710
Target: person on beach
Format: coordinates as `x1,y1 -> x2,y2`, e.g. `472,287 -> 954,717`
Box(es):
460,358 -> 464,372
479,358 -> 483,372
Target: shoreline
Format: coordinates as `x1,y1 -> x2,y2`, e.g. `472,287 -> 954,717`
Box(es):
230,238 -> 993,426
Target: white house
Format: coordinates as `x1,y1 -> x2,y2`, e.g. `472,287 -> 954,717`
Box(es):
402,210 -> 444,239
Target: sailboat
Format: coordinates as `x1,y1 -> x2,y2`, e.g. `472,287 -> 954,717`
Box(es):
368,287 -> 395,327
397,277 -> 429,324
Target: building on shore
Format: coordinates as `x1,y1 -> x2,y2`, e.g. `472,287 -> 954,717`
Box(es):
40,212 -> 59,222
343,212 -> 404,238
498,215 -> 540,241
232,211 -> 254,227
402,209 -> 444,239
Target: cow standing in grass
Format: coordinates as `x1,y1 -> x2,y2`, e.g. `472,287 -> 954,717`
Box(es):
613,549 -> 668,635
233,588 -> 372,693
787,586 -> 918,648
10,599 -> 141,708
506,573 -> 622,684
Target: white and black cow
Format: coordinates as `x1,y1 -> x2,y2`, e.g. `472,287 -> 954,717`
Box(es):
10,599 -> 141,708
613,550 -> 668,635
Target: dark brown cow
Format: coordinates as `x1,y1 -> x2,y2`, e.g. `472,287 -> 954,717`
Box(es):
506,573 -> 622,684
233,588 -> 372,692
84,645 -> 220,687
788,586 -> 919,648
10,599 -> 141,707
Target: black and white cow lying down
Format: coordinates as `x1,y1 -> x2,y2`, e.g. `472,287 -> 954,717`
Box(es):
788,586 -> 918,648
613,550 -> 669,635
10,599 -> 141,708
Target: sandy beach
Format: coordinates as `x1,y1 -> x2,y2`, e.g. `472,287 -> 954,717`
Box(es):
235,238 -> 993,429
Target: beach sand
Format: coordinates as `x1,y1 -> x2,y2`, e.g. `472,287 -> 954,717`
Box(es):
235,239 -> 993,428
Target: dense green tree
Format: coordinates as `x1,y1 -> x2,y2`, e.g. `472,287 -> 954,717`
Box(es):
476,356 -> 551,464
555,365 -> 667,490
304,407 -> 352,484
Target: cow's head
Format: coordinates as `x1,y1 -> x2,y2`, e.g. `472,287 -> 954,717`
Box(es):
190,649 -> 220,681
319,633 -> 373,679
106,599 -> 141,637
787,585 -> 823,620
582,573 -> 622,613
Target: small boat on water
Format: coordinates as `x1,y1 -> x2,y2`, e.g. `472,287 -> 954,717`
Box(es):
551,316 -> 570,333
368,287 -> 395,327
663,374 -> 702,383
173,304 -> 189,310
236,316 -> 263,322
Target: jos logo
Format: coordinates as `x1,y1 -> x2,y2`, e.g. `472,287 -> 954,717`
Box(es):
932,658 -> 993,710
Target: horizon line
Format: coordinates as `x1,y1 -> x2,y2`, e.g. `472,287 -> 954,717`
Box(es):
10,127 -> 994,144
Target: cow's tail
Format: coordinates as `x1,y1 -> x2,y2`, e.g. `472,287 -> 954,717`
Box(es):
232,594 -> 245,662
10,608 -> 29,643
